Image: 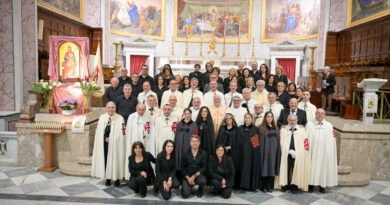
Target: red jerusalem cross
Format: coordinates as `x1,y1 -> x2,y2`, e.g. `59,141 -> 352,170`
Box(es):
144,122 -> 151,134
171,122 -> 178,134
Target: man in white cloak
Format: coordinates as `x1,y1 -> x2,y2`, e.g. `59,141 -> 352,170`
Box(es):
125,103 -> 155,179
160,80 -> 183,108
183,78 -> 204,108
91,102 -> 126,187
189,97 -> 201,121
298,90 -> 317,123
306,108 -> 337,193
226,95 -> 247,126
276,114 -> 311,193
137,81 -> 158,105
169,95 -> 184,120
263,92 -> 284,122
155,104 -> 179,154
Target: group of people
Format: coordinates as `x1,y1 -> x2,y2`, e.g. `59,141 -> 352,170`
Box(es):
93,62 -> 338,200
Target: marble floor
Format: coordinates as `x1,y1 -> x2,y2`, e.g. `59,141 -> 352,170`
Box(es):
0,166 -> 389,205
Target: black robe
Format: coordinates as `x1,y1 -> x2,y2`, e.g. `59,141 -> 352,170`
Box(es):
259,127 -> 281,177
197,120 -> 215,156
237,124 -> 261,190
216,125 -> 238,158
174,120 -> 198,171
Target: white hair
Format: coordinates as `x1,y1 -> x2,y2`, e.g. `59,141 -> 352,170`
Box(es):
256,80 -> 266,86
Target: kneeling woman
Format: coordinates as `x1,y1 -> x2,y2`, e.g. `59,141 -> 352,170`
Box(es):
155,140 -> 180,200
209,145 -> 235,199
128,141 -> 156,198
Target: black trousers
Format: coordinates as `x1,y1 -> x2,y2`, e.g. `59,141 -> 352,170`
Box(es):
158,177 -> 180,200
260,176 -> 275,190
282,155 -> 299,191
129,175 -> 148,196
181,174 -> 207,198
211,179 -> 232,199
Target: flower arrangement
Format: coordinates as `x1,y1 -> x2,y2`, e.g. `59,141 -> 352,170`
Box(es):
79,81 -> 101,109
58,97 -> 78,110
31,80 -> 61,108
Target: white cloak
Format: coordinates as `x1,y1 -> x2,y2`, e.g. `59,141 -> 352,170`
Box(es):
275,126 -> 311,191
204,91 -> 226,106
160,90 -> 183,109
241,99 -> 259,114
190,107 -> 200,121
298,101 -> 317,123
155,114 -> 179,154
226,106 -> 247,126
224,92 -> 243,107
91,113 -> 126,180
183,89 -> 204,108
251,90 -> 269,105
125,112 -> 155,179
264,103 -> 284,122
145,104 -> 162,122
137,90 -> 158,105
172,106 -> 184,120
306,120 -> 338,187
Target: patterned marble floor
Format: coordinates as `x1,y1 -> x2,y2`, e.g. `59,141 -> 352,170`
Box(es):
0,166 -> 389,205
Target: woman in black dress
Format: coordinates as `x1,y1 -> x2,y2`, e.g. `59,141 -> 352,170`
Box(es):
152,75 -> 168,107
223,68 -> 238,94
259,111 -> 281,193
196,106 -> 215,156
216,113 -> 237,156
128,141 -> 155,198
266,74 -> 277,93
259,64 -> 270,81
179,76 -> 191,92
238,68 -> 251,88
237,113 -> 261,190
209,145 -> 235,199
295,87 -> 303,102
275,65 -> 288,87
155,140 -> 180,200
287,82 -> 298,100
276,82 -> 289,108
174,108 -> 198,181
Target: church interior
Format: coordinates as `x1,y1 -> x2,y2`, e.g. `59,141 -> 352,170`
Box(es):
0,0 -> 390,204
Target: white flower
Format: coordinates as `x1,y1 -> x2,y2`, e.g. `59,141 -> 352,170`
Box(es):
57,82 -> 62,87
53,81 -> 57,86
75,82 -> 80,86
43,82 -> 48,88
39,79 -> 44,83
49,85 -> 53,89
82,80 -> 86,84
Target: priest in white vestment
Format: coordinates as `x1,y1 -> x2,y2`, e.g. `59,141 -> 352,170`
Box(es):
190,97 -> 201,121
168,95 -> 184,120
91,102 -> 126,187
226,96 -> 247,126
251,80 -> 269,105
241,88 -> 258,114
253,104 -> 265,127
204,81 -> 225,106
183,78 -> 204,108
125,103 -> 155,179
209,95 -> 227,137
306,108 -> 337,193
263,92 -> 284,122
224,81 -> 243,107
145,95 -> 161,121
276,114 -> 311,193
155,104 -> 179,154
137,81 -> 158,105
298,90 -> 317,123
160,80 -> 183,108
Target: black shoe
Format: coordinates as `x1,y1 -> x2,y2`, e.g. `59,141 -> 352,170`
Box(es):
114,180 -> 120,187
268,189 -> 273,193
153,185 -> 158,193
140,193 -> 146,198
260,188 -> 266,193
105,179 -> 111,186
281,185 -> 289,192
308,185 -> 314,193
320,187 -> 326,194
197,188 -> 203,198
291,188 -> 303,194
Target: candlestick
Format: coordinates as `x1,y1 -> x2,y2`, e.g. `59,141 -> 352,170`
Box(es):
222,36 -> 226,57
113,42 -> 121,72
251,38 -> 255,58
171,37 -> 175,56
185,36 -> 189,56
309,46 -> 317,77
200,38 -> 203,57
237,37 -> 241,57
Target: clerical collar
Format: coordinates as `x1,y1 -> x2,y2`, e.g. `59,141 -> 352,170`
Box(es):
315,119 -> 324,125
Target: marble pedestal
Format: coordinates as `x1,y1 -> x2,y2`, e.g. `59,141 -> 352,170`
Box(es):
16,108 -> 105,176
327,116 -> 390,182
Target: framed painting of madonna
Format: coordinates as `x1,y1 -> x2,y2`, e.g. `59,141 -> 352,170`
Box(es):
59,42 -> 80,82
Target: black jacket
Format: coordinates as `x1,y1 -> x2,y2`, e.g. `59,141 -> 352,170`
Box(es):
181,149 -> 208,177
208,156 -> 235,188
277,108 -> 307,128
128,152 -> 156,181
322,73 -> 336,94
155,153 -> 176,184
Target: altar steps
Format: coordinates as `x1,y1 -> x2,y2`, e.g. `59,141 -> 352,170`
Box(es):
338,165 -> 370,186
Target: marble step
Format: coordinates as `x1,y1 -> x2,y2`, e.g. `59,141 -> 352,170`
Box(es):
338,165 -> 352,175
338,172 -> 370,186
78,156 -> 92,165
59,161 -> 91,177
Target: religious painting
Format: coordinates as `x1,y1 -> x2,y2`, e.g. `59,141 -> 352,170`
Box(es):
261,0 -> 320,42
110,0 -> 166,40
38,0 -> 84,22
59,42 -> 80,82
347,0 -> 390,27
174,0 -> 253,43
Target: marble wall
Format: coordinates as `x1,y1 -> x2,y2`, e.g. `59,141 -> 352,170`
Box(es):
22,0 -> 38,104
85,0 -> 101,28
0,0 -> 15,111
329,0 -> 348,32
